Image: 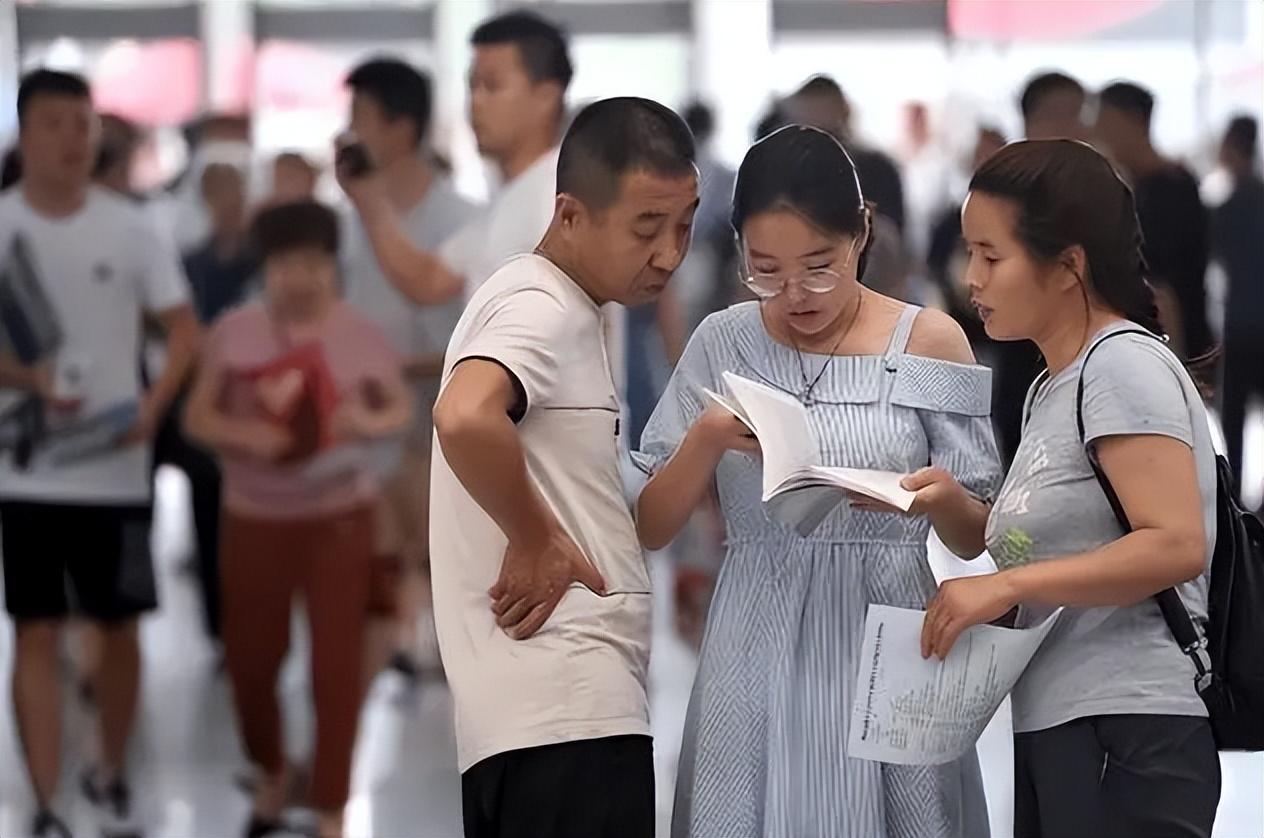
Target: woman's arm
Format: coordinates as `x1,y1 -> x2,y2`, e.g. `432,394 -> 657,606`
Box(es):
1008,434 -> 1205,605
636,407 -> 757,551
902,467 -> 993,558
921,433 -> 1206,658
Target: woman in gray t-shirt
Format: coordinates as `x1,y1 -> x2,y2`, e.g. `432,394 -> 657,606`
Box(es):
901,140 -> 1221,838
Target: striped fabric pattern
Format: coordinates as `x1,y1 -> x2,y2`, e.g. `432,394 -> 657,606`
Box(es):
640,303 -> 1002,838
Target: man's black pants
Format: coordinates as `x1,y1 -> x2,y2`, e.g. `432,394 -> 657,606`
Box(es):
463,734 -> 654,838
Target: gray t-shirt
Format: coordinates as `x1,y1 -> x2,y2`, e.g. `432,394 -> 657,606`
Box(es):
342,177 -> 480,429
986,321 -> 1216,733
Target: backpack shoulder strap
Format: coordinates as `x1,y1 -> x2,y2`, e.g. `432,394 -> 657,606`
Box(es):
1073,329 -> 1157,529
1073,328 -> 1159,444
1074,328 -> 1211,680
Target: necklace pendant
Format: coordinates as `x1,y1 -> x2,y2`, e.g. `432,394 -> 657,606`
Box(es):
802,391 -> 814,408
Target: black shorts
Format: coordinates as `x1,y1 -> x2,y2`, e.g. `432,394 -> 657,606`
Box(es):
1,501 -> 157,623
1014,714 -> 1221,838
462,734 -> 654,838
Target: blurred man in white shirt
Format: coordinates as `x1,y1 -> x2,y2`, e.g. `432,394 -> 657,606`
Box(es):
0,69 -> 199,838
337,10 -> 572,305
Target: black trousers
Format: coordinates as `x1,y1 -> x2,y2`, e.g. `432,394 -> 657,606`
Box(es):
1014,714 -> 1221,838
153,391 -> 223,638
462,734 -> 654,838
1221,327 -> 1264,503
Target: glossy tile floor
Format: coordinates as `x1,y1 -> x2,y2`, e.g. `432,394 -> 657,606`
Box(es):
3,441 -> 1263,837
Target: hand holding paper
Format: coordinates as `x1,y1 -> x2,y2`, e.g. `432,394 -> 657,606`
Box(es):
848,603 -> 1061,765
117,395 -> 161,447
29,400 -> 141,469
922,572 -> 1024,660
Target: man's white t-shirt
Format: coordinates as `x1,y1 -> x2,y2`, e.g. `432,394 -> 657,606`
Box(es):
430,253 -> 652,772
0,187 -> 190,504
439,148 -> 558,298
438,147 -> 631,397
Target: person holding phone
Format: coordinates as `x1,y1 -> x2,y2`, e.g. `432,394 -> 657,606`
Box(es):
335,58 -> 480,688
335,11 -> 572,308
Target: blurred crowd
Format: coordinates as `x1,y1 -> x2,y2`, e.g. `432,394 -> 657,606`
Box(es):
0,7 -> 1261,837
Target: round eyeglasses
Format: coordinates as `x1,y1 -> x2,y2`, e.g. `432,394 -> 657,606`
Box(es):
740,238 -> 861,299
742,267 -> 842,299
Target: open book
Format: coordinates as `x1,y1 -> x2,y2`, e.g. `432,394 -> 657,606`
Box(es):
703,371 -> 915,535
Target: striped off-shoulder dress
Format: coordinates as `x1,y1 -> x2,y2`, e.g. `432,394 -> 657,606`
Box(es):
638,302 -> 1002,838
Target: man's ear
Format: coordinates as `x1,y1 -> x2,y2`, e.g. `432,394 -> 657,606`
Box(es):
531,80 -> 565,131
555,192 -> 587,232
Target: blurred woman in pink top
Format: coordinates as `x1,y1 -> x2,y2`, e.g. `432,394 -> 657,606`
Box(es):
184,200 -> 411,838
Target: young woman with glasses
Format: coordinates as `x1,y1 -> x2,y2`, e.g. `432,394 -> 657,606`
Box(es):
634,126 -> 1003,838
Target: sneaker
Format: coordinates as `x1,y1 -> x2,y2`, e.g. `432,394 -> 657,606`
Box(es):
244,815 -> 283,838
81,768 -> 142,838
32,809 -> 73,838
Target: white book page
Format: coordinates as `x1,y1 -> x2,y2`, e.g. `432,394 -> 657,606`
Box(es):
807,466 -> 916,511
848,604 -> 1061,765
721,372 -> 820,499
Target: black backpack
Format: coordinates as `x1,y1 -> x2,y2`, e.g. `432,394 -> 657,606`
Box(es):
1073,329 -> 1264,750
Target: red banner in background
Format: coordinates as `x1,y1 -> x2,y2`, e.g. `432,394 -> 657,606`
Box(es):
254,41 -> 350,112
92,39 -> 202,126
949,0 -> 1164,41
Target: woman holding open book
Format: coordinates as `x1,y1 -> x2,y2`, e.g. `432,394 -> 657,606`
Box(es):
635,126 -> 1002,838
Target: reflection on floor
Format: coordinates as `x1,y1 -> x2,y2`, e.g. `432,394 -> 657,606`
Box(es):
1,465 -> 1261,838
